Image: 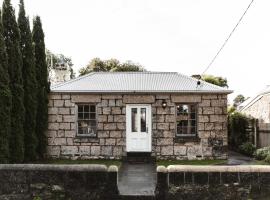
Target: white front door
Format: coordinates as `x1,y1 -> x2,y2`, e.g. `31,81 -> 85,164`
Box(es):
126,105 -> 152,152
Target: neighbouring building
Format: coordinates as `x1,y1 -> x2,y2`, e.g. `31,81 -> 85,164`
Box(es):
47,72 -> 232,160
239,85 -> 270,123
49,62 -> 71,85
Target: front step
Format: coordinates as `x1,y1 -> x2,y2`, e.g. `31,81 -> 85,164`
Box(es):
123,152 -> 156,163
119,195 -> 156,200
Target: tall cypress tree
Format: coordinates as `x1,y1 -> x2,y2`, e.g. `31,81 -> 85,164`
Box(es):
2,0 -> 25,163
0,9 -> 12,163
32,16 -> 49,159
18,0 -> 38,161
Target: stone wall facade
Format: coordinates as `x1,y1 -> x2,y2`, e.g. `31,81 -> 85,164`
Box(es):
242,93 -> 270,123
47,93 -> 228,160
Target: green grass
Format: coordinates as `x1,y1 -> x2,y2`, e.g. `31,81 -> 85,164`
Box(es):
157,159 -> 227,167
41,159 -> 122,167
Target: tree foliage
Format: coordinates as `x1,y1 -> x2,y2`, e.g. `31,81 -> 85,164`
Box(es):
233,94 -> 246,107
0,9 -> 12,163
2,0 -> 25,163
79,58 -> 145,76
32,16 -> 49,159
202,75 -> 228,88
18,0 -> 38,161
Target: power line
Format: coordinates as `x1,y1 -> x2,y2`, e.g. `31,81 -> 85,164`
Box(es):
202,0 -> 255,75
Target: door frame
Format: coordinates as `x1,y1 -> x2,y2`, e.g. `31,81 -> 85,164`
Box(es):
126,104 -> 152,152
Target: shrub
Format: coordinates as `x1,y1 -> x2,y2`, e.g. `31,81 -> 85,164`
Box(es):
254,147 -> 270,160
239,142 -> 256,157
265,154 -> 270,164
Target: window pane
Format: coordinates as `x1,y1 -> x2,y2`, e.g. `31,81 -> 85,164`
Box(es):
84,112 -> 89,119
78,112 -> 83,120
84,105 -> 90,112
141,108 -> 146,132
131,108 -> 138,132
90,113 -> 96,119
191,113 -> 196,119
90,105 -> 96,112
78,105 -> 83,112
78,120 -> 96,136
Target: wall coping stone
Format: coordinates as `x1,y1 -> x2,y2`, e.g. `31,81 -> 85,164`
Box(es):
108,165 -> 118,172
0,164 -> 107,172
167,165 -> 270,173
157,166 -> 168,173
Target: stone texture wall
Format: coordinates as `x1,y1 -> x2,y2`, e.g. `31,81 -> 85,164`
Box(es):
0,164 -> 118,200
156,165 -> 270,200
242,94 -> 270,123
47,93 -> 228,160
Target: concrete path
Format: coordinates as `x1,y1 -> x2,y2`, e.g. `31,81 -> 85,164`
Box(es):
226,150 -> 254,165
118,163 -> 156,196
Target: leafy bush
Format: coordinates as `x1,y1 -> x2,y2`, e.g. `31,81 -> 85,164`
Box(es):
265,154 -> 270,164
239,142 -> 256,156
254,147 -> 270,160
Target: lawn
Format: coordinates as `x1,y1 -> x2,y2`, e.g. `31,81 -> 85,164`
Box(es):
157,159 -> 227,167
41,159 -> 122,167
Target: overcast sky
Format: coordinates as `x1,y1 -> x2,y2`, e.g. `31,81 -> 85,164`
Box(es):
1,0 -> 269,102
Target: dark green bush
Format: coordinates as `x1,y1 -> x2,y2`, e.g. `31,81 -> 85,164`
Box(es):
265,154 -> 270,164
239,142 -> 256,157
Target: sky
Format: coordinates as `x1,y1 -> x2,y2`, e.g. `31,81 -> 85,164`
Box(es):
1,0 -> 269,102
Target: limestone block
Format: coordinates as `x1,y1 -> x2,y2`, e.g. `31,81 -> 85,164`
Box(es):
70,122 -> 76,130
47,130 -> 57,138
49,137 -> 66,145
112,107 -> 121,114
47,146 -> 60,156
65,130 -> 76,137
202,95 -> 217,100
163,131 -> 174,138
215,107 -> 223,114
165,115 -> 175,122
157,107 -> 173,115
203,107 -> 215,115
210,115 -> 227,122
199,100 -> 211,107
105,138 -> 116,145
187,145 -> 202,159
91,146 -> 100,156
101,146 -> 112,156
122,107 -> 126,114
57,115 -> 63,122
211,99 -> 227,107
97,107 -> 102,115
50,94 -> 61,99
198,115 -> 209,123
205,123 -> 214,130
98,115 -> 107,122
123,95 -> 155,103
170,123 -> 175,130
48,99 -> 53,107
102,94 -> 122,99
64,100 -> 74,107
155,115 -> 164,122
58,108 -> 70,115
117,123 -> 125,130
157,138 -> 173,145
116,100 -> 123,107
202,147 -> 212,156
156,95 -> 170,99
214,122 -> 223,130
79,146 -> 90,155
108,115 -> 114,122
57,130 -> 65,137
48,123 -> 59,130
54,100 -> 64,107
116,138 -> 125,145
198,123 -> 205,131
109,99 -> 116,106
104,123 -> 117,130
97,123 -> 104,130
103,107 -> 111,114
70,108 -> 75,115
59,123 -> 70,130
100,100 -> 108,107
114,115 -> 125,122
66,138 -> 73,145
48,107 -> 58,115
71,94 -> 101,103
98,131 -> 109,138
161,146 -> 174,155
198,131 -> 211,138
61,146 -> 78,155
113,146 -> 123,156
63,115 -> 75,123
171,95 -> 201,103
110,131 -> 122,138
174,146 -> 187,155
157,123 -> 170,130
48,115 -> 57,123
62,94 -> 71,99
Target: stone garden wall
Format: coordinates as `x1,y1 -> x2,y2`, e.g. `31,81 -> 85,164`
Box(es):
47,93 -> 228,160
0,164 -> 118,200
156,165 -> 270,200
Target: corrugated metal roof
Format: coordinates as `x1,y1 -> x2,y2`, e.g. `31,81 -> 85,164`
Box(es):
51,72 -> 233,94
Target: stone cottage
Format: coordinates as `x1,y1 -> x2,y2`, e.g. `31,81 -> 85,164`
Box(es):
47,72 -> 232,160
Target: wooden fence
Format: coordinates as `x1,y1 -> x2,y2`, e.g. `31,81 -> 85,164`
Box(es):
257,123 -> 270,148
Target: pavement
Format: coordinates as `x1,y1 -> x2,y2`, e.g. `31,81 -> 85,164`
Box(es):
226,150 -> 254,165
118,163 -> 156,196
